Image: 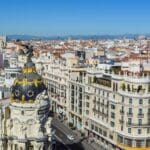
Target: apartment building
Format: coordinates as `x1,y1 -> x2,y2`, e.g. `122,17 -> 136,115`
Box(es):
84,65 -> 150,150
43,56 -> 150,150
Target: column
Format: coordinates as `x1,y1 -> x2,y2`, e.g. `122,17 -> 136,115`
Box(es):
132,139 -> 136,147
7,143 -> 12,150
34,142 -> 44,150
0,141 -> 4,150
123,136 -> 125,145
19,143 -> 26,150
143,138 -> 146,147
12,144 -> 16,150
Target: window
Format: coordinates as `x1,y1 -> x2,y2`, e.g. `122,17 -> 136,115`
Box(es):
102,99 -> 104,104
149,99 -> 150,104
147,128 -> 150,134
111,112 -> 115,119
139,99 -> 143,105
122,96 -> 124,103
99,128 -> 102,134
99,90 -> 101,94
91,124 -> 94,130
129,98 -> 132,104
138,119 -> 142,125
79,87 -> 82,92
129,108 -> 132,114
79,93 -> 82,99
138,129 -> 142,134
113,94 -> 115,99
148,119 -> 150,124
21,111 -> 24,115
121,126 -> 123,131
111,104 -> 115,109
103,91 -> 104,96
103,131 -> 107,137
128,118 -> 132,125
95,126 -> 98,132
71,85 -> 74,89
111,121 -> 115,127
107,93 -> 109,97
109,134 -> 113,140
86,95 -> 89,100
139,108 -> 142,114
86,102 -> 89,107
86,110 -> 89,115
128,128 -> 131,133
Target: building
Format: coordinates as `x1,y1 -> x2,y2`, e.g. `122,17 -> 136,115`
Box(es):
44,55 -> 150,150
4,52 -> 22,88
0,36 -> 7,49
0,45 -> 52,150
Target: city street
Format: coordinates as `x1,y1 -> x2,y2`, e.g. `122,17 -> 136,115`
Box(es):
51,118 -> 96,150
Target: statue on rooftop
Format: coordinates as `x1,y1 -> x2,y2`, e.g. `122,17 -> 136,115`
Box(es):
15,40 -> 33,61
22,45 -> 33,61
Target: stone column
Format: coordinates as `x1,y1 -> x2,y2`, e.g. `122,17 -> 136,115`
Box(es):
0,141 -> 4,150
7,142 -> 12,150
143,138 -> 146,147
132,139 -> 136,147
12,144 -> 16,150
19,143 -> 26,150
34,142 -> 44,150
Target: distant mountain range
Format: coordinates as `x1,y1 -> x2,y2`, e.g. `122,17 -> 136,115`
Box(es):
7,34 -> 150,41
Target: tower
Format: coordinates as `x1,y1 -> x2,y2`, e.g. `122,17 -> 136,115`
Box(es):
0,44 -> 52,150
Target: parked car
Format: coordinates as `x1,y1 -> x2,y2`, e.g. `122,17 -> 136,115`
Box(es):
67,134 -> 75,140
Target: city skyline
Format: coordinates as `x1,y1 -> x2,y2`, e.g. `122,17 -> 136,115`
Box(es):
0,0 -> 150,36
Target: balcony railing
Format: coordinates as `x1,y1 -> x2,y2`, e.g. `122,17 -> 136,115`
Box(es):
120,110 -> 124,114
127,113 -> 133,117
119,120 -> 124,124
126,122 -> 150,127
137,113 -> 144,118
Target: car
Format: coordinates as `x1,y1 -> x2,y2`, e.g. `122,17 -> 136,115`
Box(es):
67,134 -> 75,140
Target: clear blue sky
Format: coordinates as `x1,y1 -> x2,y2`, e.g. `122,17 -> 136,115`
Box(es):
0,0 -> 150,36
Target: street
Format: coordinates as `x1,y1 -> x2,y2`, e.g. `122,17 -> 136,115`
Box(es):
51,118 -> 96,150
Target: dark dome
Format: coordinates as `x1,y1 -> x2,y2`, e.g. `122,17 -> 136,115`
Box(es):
10,60 -> 46,103
24,60 -> 35,67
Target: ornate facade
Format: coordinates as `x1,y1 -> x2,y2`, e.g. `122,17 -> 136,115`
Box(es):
0,45 -> 52,150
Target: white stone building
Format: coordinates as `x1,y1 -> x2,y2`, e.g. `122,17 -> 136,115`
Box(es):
0,46 -> 52,150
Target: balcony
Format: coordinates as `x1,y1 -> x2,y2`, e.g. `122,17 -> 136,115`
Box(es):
104,104 -> 109,108
119,120 -> 124,124
93,108 -> 97,112
93,100 -> 96,103
120,110 -> 124,115
126,122 -> 150,127
137,113 -> 144,118
127,113 -> 133,117
100,103 -> 104,106
97,101 -> 100,104
112,72 -> 150,84
118,90 -> 150,98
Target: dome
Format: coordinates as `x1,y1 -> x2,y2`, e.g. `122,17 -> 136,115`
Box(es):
10,50 -> 46,103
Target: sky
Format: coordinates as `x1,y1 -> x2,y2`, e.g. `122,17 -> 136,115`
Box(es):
0,0 -> 150,36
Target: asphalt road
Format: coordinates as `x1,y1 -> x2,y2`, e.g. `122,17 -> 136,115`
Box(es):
52,118 -> 80,145
51,118 -> 96,150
